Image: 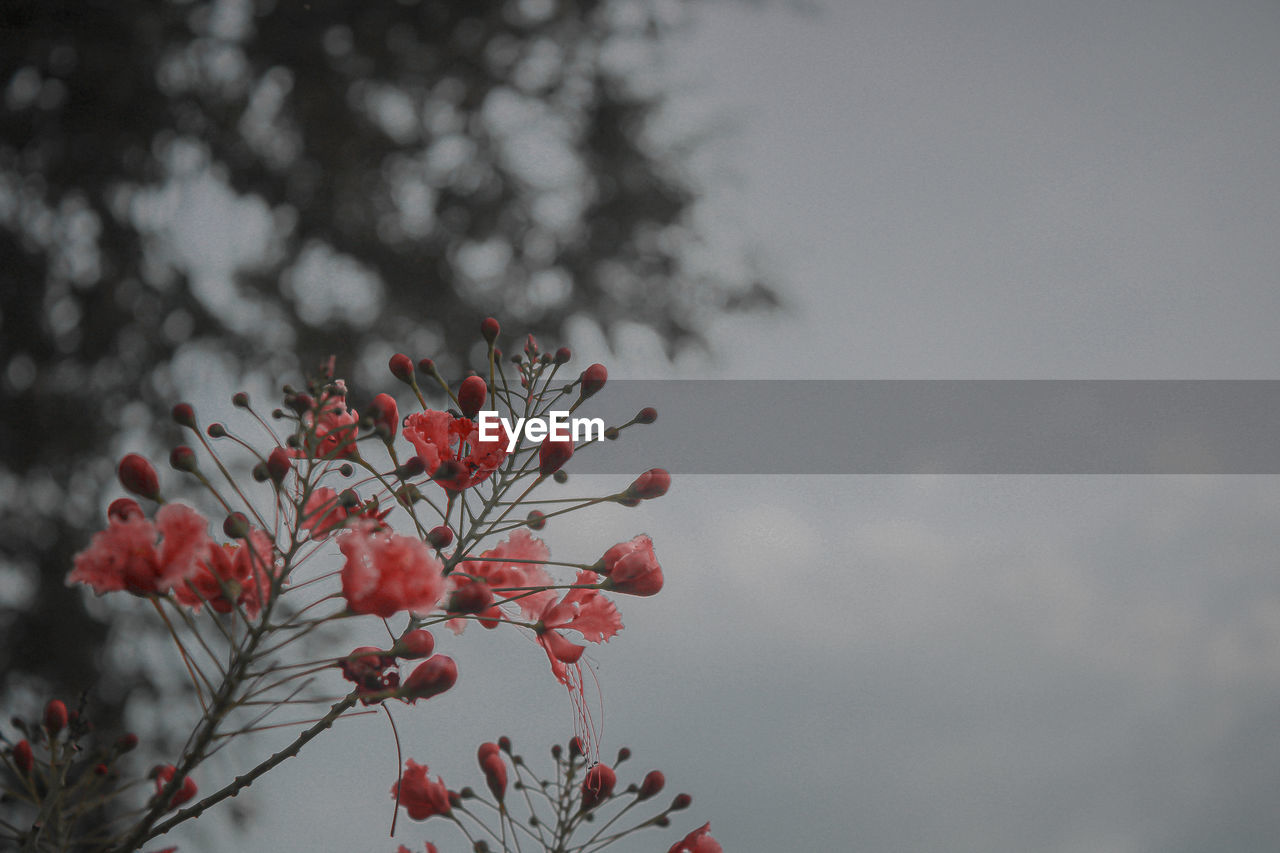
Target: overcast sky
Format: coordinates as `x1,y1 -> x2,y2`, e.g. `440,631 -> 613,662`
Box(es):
159,1 -> 1280,851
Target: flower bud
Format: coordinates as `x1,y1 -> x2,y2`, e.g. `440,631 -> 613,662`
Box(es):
117,732 -> 139,752
389,353 -> 415,383
616,747 -> 631,764
94,762 -> 109,776
538,438 -> 574,477
636,406 -> 657,424
477,742 -> 507,802
638,769 -> 664,800
171,403 -> 196,429
44,699 -> 67,735
569,736 -> 584,758
154,764 -> 197,809
367,393 -> 399,441
525,510 -> 546,531
447,580 -> 494,615
481,317 -> 500,343
671,793 -> 692,810
396,629 -> 435,660
118,454 -> 160,500
417,357 -> 435,375
12,739 -> 32,774
169,446 -> 198,473
554,346 -> 571,365
625,468 -> 670,501
232,392 -> 250,408
426,525 -> 453,549
458,375 -> 487,419
580,764 -> 616,811
206,422 -> 227,438
498,736 -> 511,753
553,469 -> 569,484
287,392 -> 314,414
107,498 -> 143,523
223,512 -> 250,539
266,447 -> 292,484
402,655 -> 458,702
398,456 -> 426,479
579,363 -> 607,399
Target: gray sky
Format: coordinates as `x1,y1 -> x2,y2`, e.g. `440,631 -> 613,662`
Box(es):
159,1 -> 1280,851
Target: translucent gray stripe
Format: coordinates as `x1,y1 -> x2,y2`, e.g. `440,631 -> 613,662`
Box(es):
555,381 -> 1280,474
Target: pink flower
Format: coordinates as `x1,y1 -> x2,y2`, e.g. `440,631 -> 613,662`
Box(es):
668,822 -> 722,853
301,487 -> 351,540
536,570 -> 622,684
597,534 -> 664,596
392,760 -> 452,820
174,528 -> 275,618
451,530 -> 555,632
68,503 -> 210,596
403,410 -> 507,491
301,390 -> 360,459
340,523 -> 446,617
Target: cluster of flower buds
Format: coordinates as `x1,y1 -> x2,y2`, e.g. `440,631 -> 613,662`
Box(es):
389,737 -> 720,852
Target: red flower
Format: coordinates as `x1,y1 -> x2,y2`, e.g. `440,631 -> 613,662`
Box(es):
68,503 -> 210,596
174,528 -> 275,618
668,822 -> 721,853
535,570 -> 622,684
340,646 -> 400,703
153,765 -> 197,810
392,759 -> 452,820
368,393 -> 399,440
403,410 -> 507,491
339,522 -> 446,617
596,534 -> 664,596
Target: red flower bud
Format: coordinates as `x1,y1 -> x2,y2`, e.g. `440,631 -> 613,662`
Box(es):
417,357 -> 435,375
389,353 -> 415,383
671,792 -> 692,810
368,393 -> 399,440
581,764 -> 616,811
525,510 -> 546,530
636,406 -> 658,424
457,376 -> 487,419
232,392 -> 250,408
481,317 -> 500,343
44,699 -> 67,735
402,655 -> 457,702
477,742 -> 507,802
396,629 -> 435,660
169,446 -> 198,473
625,468 -> 671,501
12,739 -> 32,774
154,765 -> 197,809
107,498 -> 143,523
538,438 -> 574,477
171,403 -> 196,429
554,346 -> 571,365
638,769 -> 665,800
426,525 -> 453,548
117,732 -> 139,752
266,447 -> 292,484
118,454 -> 160,500
579,363 -> 607,398
94,762 -> 109,776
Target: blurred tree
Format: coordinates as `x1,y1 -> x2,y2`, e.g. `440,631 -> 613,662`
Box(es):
0,0 -> 774,730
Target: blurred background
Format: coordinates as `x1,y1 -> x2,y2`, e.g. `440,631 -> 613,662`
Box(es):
5,0 -> 1280,851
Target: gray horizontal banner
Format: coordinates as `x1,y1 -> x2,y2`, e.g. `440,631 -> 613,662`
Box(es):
552,381 -> 1280,474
